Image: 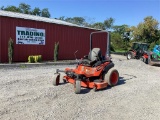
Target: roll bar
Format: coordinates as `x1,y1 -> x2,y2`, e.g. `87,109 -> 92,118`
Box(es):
90,31 -> 110,58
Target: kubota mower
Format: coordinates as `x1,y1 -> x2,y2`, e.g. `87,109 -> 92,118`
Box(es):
53,31 -> 119,94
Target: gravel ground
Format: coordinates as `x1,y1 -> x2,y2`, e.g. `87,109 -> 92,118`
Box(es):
0,54 -> 160,120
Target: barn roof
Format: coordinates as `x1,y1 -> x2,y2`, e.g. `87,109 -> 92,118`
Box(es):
0,10 -> 81,27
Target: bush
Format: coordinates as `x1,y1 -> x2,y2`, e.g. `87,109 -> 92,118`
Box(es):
38,55 -> 42,62
28,56 -> 34,63
54,42 -> 59,62
8,38 -> 14,64
34,56 -> 38,62
28,55 -> 42,63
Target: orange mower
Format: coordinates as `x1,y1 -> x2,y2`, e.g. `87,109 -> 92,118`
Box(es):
53,31 -> 119,94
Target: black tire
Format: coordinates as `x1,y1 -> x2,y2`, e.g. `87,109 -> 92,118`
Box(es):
140,56 -> 146,63
63,79 -> 67,83
104,68 -> 119,86
127,52 -> 133,60
148,58 -> 153,66
74,80 -> 81,94
53,74 -> 60,86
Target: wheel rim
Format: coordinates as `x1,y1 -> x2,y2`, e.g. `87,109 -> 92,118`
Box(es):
110,71 -> 118,85
127,54 -> 131,59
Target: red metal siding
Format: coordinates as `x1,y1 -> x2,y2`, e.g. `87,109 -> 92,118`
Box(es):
0,16 -> 108,63
0,16 -> 1,62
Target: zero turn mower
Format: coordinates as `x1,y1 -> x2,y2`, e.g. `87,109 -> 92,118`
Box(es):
53,31 -> 119,94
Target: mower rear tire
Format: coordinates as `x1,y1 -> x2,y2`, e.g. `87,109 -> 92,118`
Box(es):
104,68 -> 119,86
53,74 -> 60,86
127,52 -> 133,60
74,80 -> 81,94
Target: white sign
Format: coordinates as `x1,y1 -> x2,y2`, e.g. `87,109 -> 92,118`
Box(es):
16,27 -> 45,45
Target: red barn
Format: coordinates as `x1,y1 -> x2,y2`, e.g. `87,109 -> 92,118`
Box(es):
0,10 -> 109,63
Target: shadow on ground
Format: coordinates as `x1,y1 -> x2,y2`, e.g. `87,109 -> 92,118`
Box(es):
80,76 -> 129,94
58,74 -> 137,94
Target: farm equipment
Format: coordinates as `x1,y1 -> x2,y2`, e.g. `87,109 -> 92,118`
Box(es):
151,45 -> 160,60
53,31 -> 119,94
127,42 -> 160,65
126,42 -> 149,61
148,45 -> 160,65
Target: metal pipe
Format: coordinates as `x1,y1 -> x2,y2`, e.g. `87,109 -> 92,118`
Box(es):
90,30 -> 110,59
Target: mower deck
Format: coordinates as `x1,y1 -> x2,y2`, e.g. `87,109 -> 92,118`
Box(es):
63,76 -> 108,90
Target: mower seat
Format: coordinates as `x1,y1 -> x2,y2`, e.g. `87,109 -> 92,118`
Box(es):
89,48 -> 102,61
81,48 -> 103,66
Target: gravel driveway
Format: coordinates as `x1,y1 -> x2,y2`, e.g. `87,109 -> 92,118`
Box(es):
0,54 -> 160,120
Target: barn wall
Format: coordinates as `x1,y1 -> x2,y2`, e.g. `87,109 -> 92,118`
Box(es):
0,16 -> 2,62
0,16 -> 108,63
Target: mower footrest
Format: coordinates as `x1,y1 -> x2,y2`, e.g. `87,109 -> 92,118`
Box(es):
64,76 -> 108,90
95,82 -> 108,90
94,79 -> 103,83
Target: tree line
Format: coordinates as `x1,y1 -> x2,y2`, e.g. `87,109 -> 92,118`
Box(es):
1,3 -> 50,18
1,3 -> 160,51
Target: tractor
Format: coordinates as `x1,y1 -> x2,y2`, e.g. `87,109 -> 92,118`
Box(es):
126,42 -> 149,63
52,31 -> 119,94
127,42 -> 160,65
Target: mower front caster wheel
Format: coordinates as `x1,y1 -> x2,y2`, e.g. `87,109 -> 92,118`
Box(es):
93,86 -> 97,92
74,80 -> 81,94
53,73 -> 60,86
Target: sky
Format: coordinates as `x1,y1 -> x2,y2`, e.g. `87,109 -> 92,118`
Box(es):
0,0 -> 160,27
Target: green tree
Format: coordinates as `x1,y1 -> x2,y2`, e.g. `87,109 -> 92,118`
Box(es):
19,3 -> 31,14
32,7 -> 41,16
1,3 -> 51,18
131,16 -> 159,43
91,22 -> 105,30
41,8 -> 50,18
72,17 -> 85,26
112,24 -> 131,51
2,5 -> 21,13
113,24 -> 129,35
58,16 -> 65,21
104,17 -> 115,30
111,32 -> 124,50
